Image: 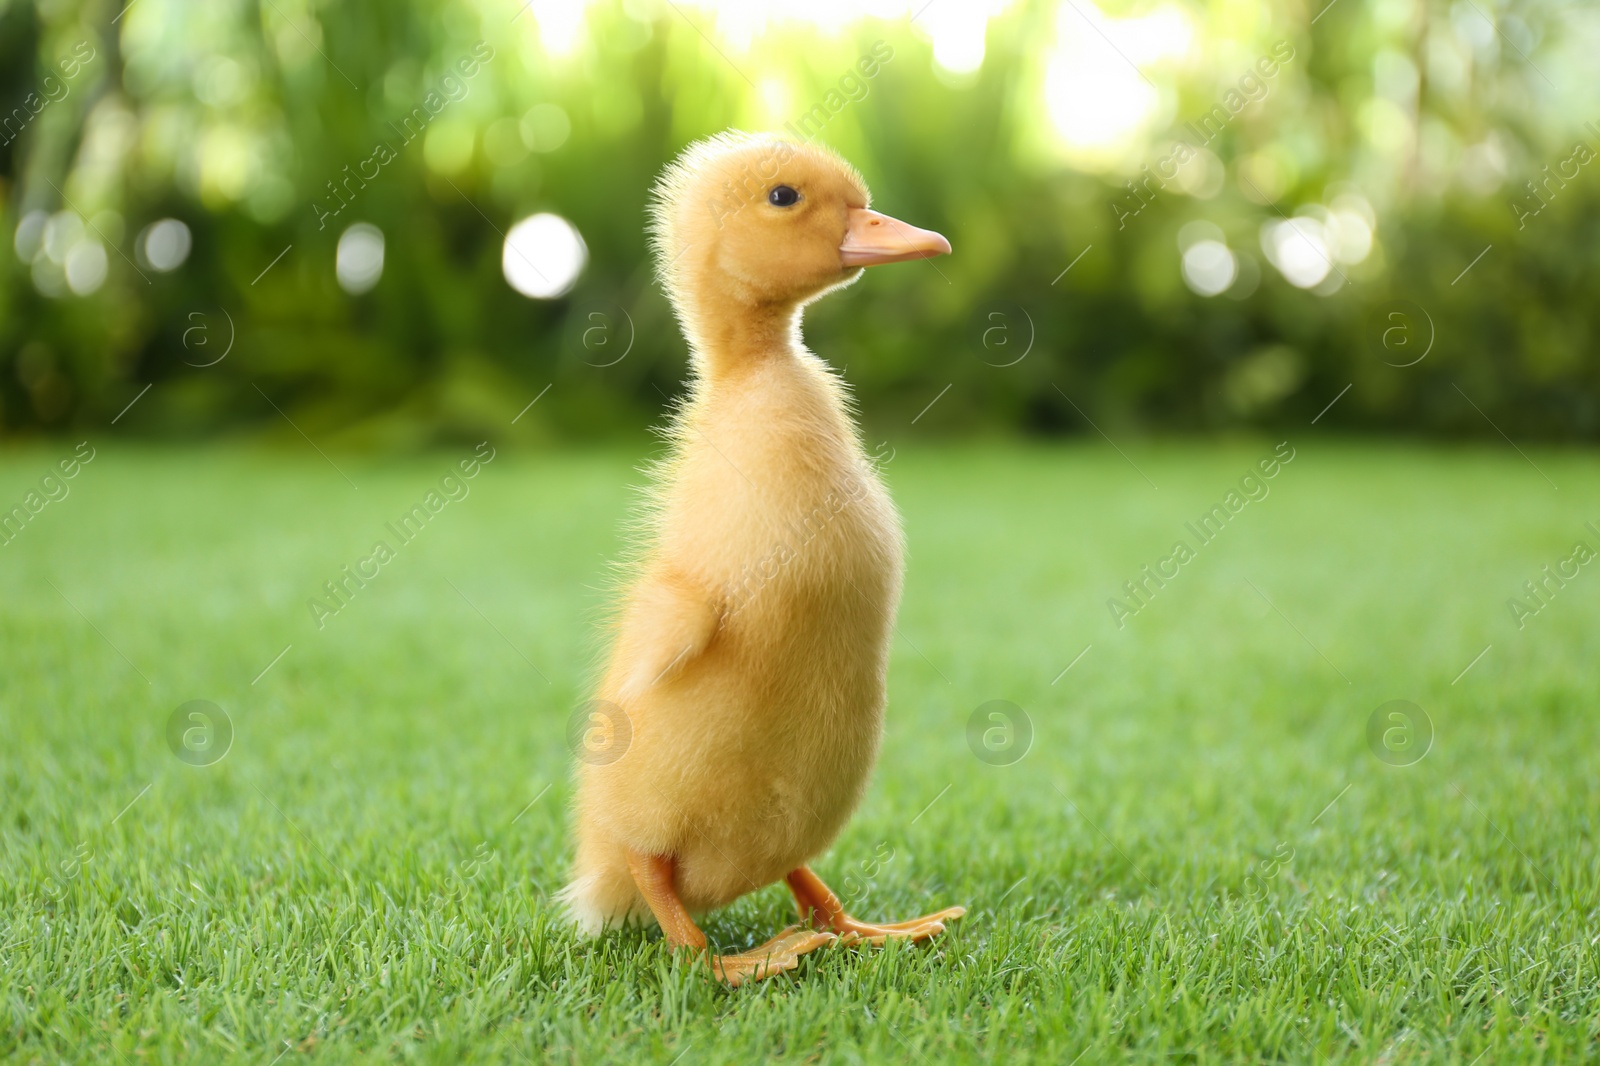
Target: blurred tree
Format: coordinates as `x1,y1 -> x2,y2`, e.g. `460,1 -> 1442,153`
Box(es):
0,0 -> 1595,444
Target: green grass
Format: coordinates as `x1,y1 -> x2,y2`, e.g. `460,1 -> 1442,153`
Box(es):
3,439 -> 1598,1064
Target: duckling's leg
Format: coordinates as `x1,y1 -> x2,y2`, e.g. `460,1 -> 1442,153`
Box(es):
626,851 -> 838,987
785,866 -> 966,946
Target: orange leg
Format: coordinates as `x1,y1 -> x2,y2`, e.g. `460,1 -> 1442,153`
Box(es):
626,851 -> 838,987
785,865 -> 965,946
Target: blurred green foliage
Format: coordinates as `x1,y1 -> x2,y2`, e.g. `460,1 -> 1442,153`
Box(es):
0,0 -> 1596,445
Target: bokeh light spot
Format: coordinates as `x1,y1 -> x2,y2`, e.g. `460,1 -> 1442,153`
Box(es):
520,104 -> 571,153
1261,218 -> 1332,289
503,213 -> 587,299
1182,239 -> 1237,297
65,240 -> 108,296
336,223 -> 385,295
14,210 -> 47,261
139,219 -> 193,272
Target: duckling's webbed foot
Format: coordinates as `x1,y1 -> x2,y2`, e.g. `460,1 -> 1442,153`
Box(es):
625,851 -> 838,987
785,865 -> 966,946
705,925 -> 839,987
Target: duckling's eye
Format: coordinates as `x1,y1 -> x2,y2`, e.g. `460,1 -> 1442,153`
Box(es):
768,185 -> 800,208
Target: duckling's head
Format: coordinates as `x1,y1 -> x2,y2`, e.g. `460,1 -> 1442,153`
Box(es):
649,131 -> 950,345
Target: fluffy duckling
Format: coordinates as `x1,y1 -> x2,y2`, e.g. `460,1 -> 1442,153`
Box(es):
563,131 -> 961,985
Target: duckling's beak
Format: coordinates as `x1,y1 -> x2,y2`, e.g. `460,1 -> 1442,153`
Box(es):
840,208 -> 951,267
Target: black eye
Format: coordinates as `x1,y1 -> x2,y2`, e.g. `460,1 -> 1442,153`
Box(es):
768,185 -> 800,207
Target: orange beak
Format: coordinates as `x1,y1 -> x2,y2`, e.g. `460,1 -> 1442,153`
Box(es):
840,208 -> 952,267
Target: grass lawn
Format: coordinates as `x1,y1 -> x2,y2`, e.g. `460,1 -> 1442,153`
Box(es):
2,439 -> 1597,1063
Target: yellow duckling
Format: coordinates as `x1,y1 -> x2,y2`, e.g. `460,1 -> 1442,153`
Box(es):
563,131 -> 961,985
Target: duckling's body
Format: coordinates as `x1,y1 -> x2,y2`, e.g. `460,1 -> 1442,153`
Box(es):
564,132 -> 960,984
570,350 -> 899,926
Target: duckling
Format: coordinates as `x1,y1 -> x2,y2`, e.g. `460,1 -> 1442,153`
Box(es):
562,131 -> 961,985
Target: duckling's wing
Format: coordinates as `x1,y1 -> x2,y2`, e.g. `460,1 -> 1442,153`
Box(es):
612,568 -> 722,700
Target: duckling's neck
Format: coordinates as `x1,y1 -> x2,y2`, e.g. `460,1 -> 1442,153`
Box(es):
685,301 -> 803,383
